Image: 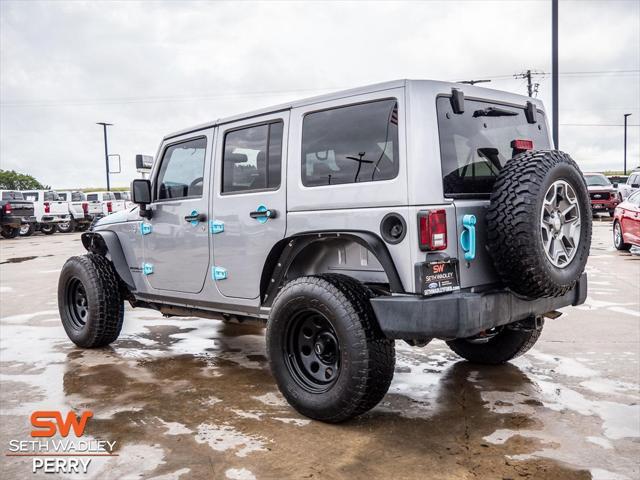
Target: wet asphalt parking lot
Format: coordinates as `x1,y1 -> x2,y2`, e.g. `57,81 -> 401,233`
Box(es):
0,218 -> 639,480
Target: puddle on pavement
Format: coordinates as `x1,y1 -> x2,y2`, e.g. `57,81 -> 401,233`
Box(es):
1,308 -> 638,479
0,254 -> 53,264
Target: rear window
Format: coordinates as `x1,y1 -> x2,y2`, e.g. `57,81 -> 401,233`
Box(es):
103,192 -> 115,200
58,193 -> 68,201
2,191 -> 24,200
72,192 -> 85,201
437,97 -> 550,197
87,194 -> 98,201
44,191 -> 59,201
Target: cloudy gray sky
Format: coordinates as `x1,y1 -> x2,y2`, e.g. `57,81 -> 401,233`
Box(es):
1,0 -> 639,189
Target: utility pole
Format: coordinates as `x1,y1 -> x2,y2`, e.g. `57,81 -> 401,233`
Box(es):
513,70 -> 545,97
624,113 -> 632,175
96,122 -> 113,191
552,0 -> 559,149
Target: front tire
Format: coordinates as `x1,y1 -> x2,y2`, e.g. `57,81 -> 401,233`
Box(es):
447,318 -> 544,365
613,220 -> 631,250
58,254 -> 124,348
267,274 -> 395,423
40,224 -> 57,235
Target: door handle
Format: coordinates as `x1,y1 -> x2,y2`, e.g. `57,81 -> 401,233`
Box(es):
184,211 -> 206,223
249,204 -> 278,222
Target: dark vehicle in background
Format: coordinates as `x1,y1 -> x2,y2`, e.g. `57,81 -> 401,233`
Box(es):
584,173 -> 620,217
0,190 -> 35,239
613,190 -> 640,250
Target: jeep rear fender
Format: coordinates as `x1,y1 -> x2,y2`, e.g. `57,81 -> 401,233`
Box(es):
81,231 -> 136,290
260,231 -> 404,307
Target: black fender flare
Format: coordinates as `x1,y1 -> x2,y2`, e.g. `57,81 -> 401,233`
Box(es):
260,230 -> 404,307
81,231 -> 136,291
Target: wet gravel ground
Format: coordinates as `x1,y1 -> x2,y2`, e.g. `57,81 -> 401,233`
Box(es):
1,218 -> 638,480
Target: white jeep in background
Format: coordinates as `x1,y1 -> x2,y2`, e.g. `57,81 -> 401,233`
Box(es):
20,190 -> 70,236
85,191 -> 127,216
56,191 -> 104,233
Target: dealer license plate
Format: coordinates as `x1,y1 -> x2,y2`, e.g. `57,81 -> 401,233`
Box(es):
420,259 -> 460,296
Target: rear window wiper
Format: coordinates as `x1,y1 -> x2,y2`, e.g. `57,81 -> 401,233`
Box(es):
473,107 -> 519,118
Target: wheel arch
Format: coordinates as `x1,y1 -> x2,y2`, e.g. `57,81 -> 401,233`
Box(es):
260,230 -> 404,307
81,231 -> 136,291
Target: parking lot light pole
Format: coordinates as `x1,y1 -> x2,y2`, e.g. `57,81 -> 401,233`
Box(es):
624,113 -> 631,175
97,122 -> 113,191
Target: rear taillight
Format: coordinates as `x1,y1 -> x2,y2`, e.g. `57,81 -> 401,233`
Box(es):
82,202 -> 89,214
4,203 -> 12,214
44,202 -> 50,213
107,201 -> 112,213
418,210 -> 447,251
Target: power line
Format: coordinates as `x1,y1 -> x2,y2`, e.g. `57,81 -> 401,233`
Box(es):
2,69 -> 638,108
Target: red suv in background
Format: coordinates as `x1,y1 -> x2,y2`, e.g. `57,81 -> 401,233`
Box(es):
613,190 -> 640,250
584,173 -> 621,217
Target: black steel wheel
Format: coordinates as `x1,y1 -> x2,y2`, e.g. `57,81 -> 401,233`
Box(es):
65,277 -> 89,330
58,254 -> 124,348
285,310 -> 341,393
267,274 -> 395,423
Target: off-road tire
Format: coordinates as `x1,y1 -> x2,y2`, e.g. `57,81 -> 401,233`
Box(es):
486,150 -> 591,298
267,274 -> 395,423
0,226 -> 19,239
447,320 -> 544,364
58,254 -> 124,348
613,220 -> 631,251
19,223 -> 34,237
40,224 -> 57,235
57,220 -> 76,233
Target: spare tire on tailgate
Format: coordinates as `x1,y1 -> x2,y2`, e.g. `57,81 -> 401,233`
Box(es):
486,150 -> 591,298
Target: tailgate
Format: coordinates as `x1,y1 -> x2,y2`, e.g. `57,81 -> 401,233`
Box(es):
7,202 -> 34,217
453,200 -> 499,289
89,202 -> 102,214
49,201 -> 68,215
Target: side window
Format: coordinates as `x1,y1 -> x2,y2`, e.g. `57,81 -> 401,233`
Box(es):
156,137 -> 207,200
301,99 -> 399,187
222,121 -> 283,194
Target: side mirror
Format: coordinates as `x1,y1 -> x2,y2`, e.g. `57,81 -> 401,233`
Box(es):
131,179 -> 152,219
632,183 -> 640,188
135,154 -> 154,172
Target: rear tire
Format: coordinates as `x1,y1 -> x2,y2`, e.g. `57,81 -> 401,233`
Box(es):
75,223 -> 90,232
0,226 -> 19,239
40,224 -> 57,235
267,274 -> 395,423
19,223 -> 34,237
447,319 -> 544,365
608,209 -> 615,218
58,254 -> 124,348
57,220 -> 76,233
613,220 -> 631,251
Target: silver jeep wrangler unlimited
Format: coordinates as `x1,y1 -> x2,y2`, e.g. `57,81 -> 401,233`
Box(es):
58,80 -> 591,422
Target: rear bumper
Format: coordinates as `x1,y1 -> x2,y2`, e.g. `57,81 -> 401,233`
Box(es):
41,214 -> 69,223
370,273 -> 588,340
2,215 -> 35,227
